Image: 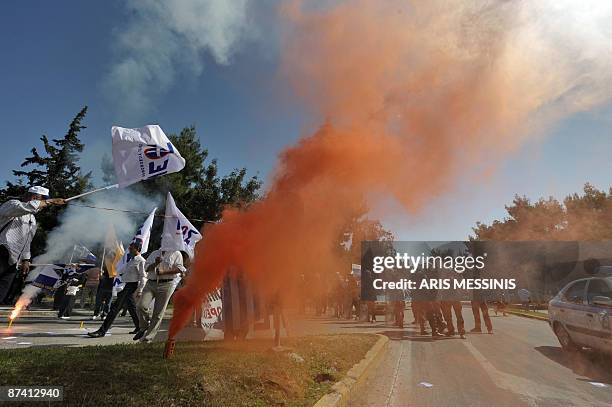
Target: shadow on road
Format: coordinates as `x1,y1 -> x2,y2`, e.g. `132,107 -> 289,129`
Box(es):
378,329 -> 466,342
15,333 -> 90,338
535,346 -> 612,385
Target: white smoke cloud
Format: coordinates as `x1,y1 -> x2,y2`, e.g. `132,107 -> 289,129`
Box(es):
33,188 -> 161,264
13,189 -> 161,316
103,0 -> 254,117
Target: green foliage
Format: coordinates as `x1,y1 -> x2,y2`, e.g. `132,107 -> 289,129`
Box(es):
472,183 -> 612,240
0,107 -> 92,255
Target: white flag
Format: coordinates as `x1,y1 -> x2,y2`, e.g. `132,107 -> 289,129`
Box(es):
111,125 -> 186,187
131,207 -> 157,254
117,207 -> 157,275
161,192 -> 202,259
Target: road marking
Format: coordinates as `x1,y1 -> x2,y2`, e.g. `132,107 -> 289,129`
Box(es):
461,339 -> 607,406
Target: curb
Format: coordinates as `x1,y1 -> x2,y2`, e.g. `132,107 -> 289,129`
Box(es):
313,334 -> 389,407
506,309 -> 549,322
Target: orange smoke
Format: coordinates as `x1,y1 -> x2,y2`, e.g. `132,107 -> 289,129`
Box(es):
169,1 -> 612,338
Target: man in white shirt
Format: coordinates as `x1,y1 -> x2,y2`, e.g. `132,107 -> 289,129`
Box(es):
88,242 -> 146,337
0,186 -> 64,304
133,248 -> 186,342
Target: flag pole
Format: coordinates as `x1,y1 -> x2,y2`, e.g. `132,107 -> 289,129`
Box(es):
29,263 -> 93,267
65,184 -> 119,202
68,245 -> 76,264
100,246 -> 106,274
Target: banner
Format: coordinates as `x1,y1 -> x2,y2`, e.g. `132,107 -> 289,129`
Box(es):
161,192 -> 202,259
201,288 -> 223,332
31,263 -> 96,292
111,125 -> 185,188
31,265 -> 64,291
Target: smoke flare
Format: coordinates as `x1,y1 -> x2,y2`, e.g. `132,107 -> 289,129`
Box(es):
169,0 -> 612,338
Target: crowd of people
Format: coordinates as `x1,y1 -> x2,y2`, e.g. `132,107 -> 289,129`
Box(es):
300,269 -> 507,338
0,185 -> 193,343
0,185 -> 506,343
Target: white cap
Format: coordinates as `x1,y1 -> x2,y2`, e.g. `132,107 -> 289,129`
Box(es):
28,186 -> 49,197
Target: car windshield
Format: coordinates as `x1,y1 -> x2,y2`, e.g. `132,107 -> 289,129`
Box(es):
586,278 -> 612,304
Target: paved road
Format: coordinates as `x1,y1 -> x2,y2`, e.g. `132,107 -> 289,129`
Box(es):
350,309 -> 612,407
0,307 -> 207,348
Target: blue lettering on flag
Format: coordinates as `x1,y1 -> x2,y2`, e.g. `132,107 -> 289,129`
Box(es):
148,159 -> 169,175
32,274 -> 59,291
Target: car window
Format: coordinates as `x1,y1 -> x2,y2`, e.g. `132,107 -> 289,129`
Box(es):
562,280 -> 587,304
586,279 -> 612,304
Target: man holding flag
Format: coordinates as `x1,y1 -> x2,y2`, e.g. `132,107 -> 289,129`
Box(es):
88,242 -> 146,338
93,227 -> 123,320
88,207 -> 156,337
0,186 -> 65,304
134,192 -> 202,342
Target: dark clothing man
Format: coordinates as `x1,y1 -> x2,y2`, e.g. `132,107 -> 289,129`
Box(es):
93,272 -> 114,318
88,247 -> 146,337
471,300 -> 493,333
93,282 -> 140,334
58,274 -> 86,318
441,300 -> 465,337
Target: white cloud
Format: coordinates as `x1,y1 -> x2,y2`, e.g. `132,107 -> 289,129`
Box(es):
103,0 -> 253,118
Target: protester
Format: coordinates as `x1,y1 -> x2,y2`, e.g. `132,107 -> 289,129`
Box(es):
53,284 -> 66,311
221,267 -> 250,341
440,300 -> 465,338
392,299 -> 405,328
58,272 -> 87,319
88,243 -> 146,337
346,275 -> 360,320
471,299 -> 493,333
471,294 -> 493,334
93,269 -> 113,320
133,247 -> 186,342
3,270 -> 25,305
366,300 -> 376,322
79,266 -> 100,309
0,186 -> 64,304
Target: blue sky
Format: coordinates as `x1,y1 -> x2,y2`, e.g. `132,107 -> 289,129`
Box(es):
1,1 -> 611,240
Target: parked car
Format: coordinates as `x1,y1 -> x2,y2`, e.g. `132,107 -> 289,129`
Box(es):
548,277 -> 612,354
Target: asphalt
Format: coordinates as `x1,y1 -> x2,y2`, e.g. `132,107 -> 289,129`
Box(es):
349,309 -> 612,407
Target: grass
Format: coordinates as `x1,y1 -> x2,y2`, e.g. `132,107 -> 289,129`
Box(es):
0,334 -> 378,407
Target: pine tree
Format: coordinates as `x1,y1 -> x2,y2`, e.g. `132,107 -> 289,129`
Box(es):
0,107 -> 92,255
